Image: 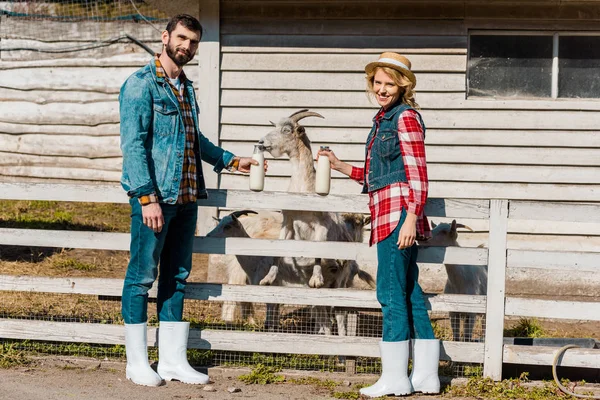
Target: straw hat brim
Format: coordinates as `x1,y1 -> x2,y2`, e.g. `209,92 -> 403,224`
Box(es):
365,61 -> 417,87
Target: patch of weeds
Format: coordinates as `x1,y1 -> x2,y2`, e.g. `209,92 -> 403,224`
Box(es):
463,363 -> 483,377
505,318 -> 545,338
289,376 -> 337,390
444,372 -> 577,399
332,391 -> 361,399
52,258 -> 97,272
238,364 -> 285,385
0,342 -> 31,368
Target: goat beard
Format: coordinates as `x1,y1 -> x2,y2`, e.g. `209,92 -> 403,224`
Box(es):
165,40 -> 193,67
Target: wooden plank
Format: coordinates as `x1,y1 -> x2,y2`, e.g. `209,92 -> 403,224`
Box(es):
0,134 -> 120,158
0,102 -> 119,126
0,152 -> 121,171
0,39 -> 158,61
0,122 -> 119,136
0,183 -> 490,218
0,319 -> 485,362
0,55 -> 195,69
221,1 -> 467,20
460,233 -> 600,253
0,228 -> 488,264
504,345 -> 600,369
198,189 -> 490,218
224,159 -> 600,185
196,0 -> 221,237
221,175 -> 600,201
221,125 -> 600,148
510,201 -> 600,224
483,199 -> 508,381
221,71 -> 464,91
0,88 -> 118,104
507,250 -> 600,272
505,297 -> 600,321
0,166 -> 120,182
221,19 -> 466,36
221,89 -> 600,112
221,107 -> 600,131
0,275 -> 486,313
223,141 -> 600,166
221,34 -> 467,49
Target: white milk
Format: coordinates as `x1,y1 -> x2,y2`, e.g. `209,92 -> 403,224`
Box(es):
315,146 -> 331,195
249,145 -> 265,192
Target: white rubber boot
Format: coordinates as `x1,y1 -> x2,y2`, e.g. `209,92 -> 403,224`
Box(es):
157,321 -> 209,384
410,339 -> 441,394
124,323 -> 163,387
359,340 -> 412,397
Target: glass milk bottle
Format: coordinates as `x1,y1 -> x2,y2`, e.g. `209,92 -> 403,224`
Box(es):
315,145 -> 331,195
249,144 -> 265,192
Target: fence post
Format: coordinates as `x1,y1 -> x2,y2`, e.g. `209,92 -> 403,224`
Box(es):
483,199 -> 508,380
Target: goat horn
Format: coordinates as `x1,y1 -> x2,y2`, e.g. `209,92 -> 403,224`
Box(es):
269,120 -> 276,126
288,109 -> 324,124
456,223 -> 474,232
230,210 -> 258,219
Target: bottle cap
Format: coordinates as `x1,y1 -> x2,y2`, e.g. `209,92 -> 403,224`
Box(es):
320,145 -> 330,150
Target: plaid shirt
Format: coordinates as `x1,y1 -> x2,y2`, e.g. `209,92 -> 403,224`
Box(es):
155,55 -> 198,204
350,108 -> 432,246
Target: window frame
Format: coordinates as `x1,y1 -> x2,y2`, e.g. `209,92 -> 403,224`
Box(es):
467,30 -> 600,100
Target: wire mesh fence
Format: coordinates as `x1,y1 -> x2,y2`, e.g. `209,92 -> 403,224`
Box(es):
0,290 -> 485,377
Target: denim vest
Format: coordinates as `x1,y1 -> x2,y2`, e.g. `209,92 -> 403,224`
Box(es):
361,102 -> 426,194
119,58 -> 234,203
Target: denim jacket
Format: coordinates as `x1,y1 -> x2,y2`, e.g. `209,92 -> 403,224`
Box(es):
119,58 -> 234,203
361,102 -> 426,194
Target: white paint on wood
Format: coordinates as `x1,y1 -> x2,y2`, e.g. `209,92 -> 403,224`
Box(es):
0,166 -> 120,182
0,102 -> 119,126
0,183 -> 127,203
221,107 -> 600,131
221,71 -> 464,92
483,199 -> 508,381
220,125 -> 600,148
0,275 -> 486,313
507,250 -> 600,272
505,297 -> 600,321
510,201 -> 600,224
0,122 -> 119,136
0,54 -> 157,69
0,152 -> 121,171
221,175 -> 600,201
0,134 -> 120,158
221,53 -> 466,72
0,88 -> 117,104
0,319 -> 484,362
504,344 -> 600,369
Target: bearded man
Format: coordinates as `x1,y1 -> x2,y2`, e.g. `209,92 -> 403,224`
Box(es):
119,14 -> 264,387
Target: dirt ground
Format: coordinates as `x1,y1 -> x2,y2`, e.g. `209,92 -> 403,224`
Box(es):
0,356 -> 472,400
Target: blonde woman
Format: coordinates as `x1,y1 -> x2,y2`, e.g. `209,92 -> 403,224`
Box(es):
318,52 -> 439,397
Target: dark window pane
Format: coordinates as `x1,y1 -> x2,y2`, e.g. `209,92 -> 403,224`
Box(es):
559,36 -> 600,98
468,35 -> 553,98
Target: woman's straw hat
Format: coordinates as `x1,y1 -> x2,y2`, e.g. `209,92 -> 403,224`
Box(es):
365,52 -> 416,87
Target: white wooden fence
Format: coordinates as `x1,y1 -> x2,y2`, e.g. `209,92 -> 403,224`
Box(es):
0,182 -> 599,380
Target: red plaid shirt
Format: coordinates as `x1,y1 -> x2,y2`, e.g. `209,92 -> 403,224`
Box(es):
155,55 -> 198,204
350,108 -> 432,246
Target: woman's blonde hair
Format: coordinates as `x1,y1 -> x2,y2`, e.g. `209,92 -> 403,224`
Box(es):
366,66 -> 419,109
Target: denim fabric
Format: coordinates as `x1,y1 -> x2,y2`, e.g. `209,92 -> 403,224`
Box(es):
376,208 -> 435,342
121,198 -> 198,324
119,58 -> 234,203
362,102 -> 426,194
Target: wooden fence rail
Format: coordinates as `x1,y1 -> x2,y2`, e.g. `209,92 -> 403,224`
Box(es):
0,183 -> 599,380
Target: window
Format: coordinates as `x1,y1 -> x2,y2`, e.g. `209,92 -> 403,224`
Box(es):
468,32 -> 600,99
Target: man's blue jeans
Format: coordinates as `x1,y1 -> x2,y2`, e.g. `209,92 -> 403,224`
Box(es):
376,209 -> 435,342
122,199 -> 198,324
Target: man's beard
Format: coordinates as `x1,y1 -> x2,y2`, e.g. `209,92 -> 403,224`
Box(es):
165,41 -> 193,67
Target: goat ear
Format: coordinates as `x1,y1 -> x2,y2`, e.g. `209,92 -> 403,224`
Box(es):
363,215 -> 371,226
431,221 -> 437,228
212,216 -> 220,222
451,219 -> 457,232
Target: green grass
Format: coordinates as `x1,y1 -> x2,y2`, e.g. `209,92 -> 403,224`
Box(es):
52,258 -> 97,272
238,364 -> 285,385
0,342 -> 31,368
504,318 -> 545,338
444,372 -> 580,399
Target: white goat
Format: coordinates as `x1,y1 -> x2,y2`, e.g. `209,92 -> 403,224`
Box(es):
208,209 -> 374,335
425,220 -> 488,342
258,109 -> 365,290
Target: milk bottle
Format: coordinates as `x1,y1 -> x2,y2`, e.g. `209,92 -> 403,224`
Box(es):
315,146 -> 331,195
249,144 -> 265,192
